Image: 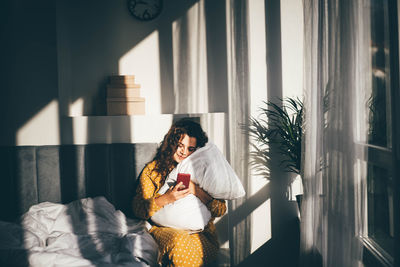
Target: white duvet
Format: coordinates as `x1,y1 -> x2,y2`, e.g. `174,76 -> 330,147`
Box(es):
0,197 -> 159,267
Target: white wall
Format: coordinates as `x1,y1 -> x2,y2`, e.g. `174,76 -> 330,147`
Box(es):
54,0 -> 230,147
247,0 -> 303,254
0,0 -> 303,146
0,0 -> 58,146
56,0 -> 229,117
1,0 -> 230,146
281,0 -> 304,99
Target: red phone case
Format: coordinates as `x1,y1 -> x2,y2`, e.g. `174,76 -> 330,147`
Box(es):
177,173 -> 191,191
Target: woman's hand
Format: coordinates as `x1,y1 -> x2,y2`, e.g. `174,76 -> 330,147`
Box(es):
155,182 -> 190,208
166,182 -> 191,201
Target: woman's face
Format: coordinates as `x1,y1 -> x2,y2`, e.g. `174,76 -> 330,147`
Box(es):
173,134 -> 197,163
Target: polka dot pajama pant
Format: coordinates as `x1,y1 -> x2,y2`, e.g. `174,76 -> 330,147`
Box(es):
150,226 -> 219,266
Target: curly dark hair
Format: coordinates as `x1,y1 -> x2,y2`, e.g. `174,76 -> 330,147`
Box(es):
153,118 -> 208,179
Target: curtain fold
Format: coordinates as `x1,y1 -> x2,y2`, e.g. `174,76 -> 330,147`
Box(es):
173,0 -> 209,114
300,0 -> 369,266
171,1 -> 251,264
226,0 -> 251,265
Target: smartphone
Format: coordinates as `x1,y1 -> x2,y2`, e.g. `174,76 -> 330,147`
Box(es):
177,173 -> 191,191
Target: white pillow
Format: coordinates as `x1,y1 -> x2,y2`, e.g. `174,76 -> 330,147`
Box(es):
150,142 -> 245,231
151,194 -> 211,231
168,142 -> 245,200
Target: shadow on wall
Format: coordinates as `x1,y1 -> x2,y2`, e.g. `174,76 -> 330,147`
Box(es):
215,178 -> 301,266
235,215 -> 300,267
1,0 -> 228,146
235,0 -> 300,264
0,0 -> 58,146
57,0 -> 228,116
213,0 -> 303,264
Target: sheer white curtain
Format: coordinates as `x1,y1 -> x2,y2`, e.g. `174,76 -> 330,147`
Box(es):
300,0 -> 370,266
172,1 -> 251,264
226,0 -> 251,265
172,0 -> 209,114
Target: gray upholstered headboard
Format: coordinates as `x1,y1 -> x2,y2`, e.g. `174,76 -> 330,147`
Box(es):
0,143 -> 158,222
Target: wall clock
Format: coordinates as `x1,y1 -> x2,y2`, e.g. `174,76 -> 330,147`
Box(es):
128,0 -> 163,21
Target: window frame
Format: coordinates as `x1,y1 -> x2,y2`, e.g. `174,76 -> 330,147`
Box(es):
361,0 -> 400,266
388,0 -> 400,266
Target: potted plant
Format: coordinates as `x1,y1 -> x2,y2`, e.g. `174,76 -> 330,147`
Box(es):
245,97 -> 304,208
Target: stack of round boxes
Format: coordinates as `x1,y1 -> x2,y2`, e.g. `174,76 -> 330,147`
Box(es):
106,75 -> 145,115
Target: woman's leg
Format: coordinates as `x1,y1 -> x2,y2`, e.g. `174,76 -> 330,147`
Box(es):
150,227 -> 219,266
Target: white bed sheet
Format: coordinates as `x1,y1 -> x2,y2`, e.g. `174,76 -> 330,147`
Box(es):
0,197 -> 159,267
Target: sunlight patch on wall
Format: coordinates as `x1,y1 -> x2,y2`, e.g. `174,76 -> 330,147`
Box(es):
69,97 -> 84,116
280,0 -> 304,99
251,198 -> 271,253
16,100 -> 60,145
248,0 -> 271,254
63,113 -> 225,145
119,30 -> 161,114
248,0 -> 268,115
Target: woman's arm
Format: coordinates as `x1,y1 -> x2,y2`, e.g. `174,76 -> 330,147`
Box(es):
132,163 -> 163,219
207,199 -> 227,217
132,162 -> 192,219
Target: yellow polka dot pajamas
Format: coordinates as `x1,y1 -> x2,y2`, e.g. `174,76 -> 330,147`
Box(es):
132,161 -> 227,266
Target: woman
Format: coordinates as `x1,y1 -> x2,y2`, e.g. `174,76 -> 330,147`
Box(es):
132,119 -> 226,266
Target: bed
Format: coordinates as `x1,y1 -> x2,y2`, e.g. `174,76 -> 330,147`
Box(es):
0,143 -> 160,266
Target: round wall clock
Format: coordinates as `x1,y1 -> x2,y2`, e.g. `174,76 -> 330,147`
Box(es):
128,0 -> 163,21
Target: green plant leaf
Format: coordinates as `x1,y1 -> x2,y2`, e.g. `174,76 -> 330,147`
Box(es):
244,97 -> 304,178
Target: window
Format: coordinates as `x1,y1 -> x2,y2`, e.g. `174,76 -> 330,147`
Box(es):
359,0 -> 399,266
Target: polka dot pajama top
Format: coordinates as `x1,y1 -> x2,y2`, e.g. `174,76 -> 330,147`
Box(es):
132,161 -> 227,266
